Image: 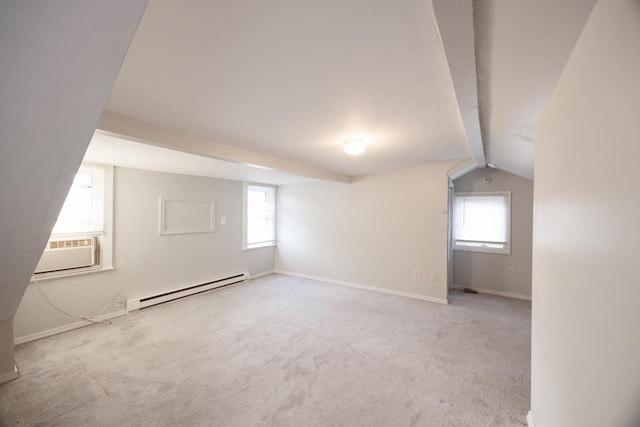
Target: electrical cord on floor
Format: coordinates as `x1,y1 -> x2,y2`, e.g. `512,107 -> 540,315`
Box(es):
31,276 -> 119,324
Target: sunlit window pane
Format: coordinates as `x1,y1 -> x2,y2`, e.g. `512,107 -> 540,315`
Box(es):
245,184 -> 276,248
453,192 -> 511,254
51,168 -> 103,235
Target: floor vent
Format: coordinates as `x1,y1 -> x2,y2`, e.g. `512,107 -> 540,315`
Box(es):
127,273 -> 248,311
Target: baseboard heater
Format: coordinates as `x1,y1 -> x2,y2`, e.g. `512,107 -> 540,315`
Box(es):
127,272 -> 249,311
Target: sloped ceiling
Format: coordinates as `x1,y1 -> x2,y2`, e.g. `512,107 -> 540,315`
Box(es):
98,0 -> 597,183
475,0 -> 597,179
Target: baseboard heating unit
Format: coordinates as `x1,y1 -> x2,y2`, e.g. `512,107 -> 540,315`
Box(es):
127,272 -> 249,311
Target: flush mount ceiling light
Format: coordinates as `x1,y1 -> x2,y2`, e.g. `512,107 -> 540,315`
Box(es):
343,138 -> 365,156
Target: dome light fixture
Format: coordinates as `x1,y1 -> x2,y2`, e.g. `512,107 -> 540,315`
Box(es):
343,138 -> 365,156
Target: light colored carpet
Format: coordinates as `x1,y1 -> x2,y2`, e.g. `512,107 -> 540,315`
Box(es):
0,274 -> 531,426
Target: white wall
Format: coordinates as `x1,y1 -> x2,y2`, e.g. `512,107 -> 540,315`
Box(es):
275,160 -> 458,303
0,0 -> 146,383
531,0 -> 640,425
452,168 -> 533,299
14,168 -> 274,342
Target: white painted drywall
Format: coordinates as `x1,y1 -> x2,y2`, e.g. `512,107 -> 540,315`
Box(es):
452,168 -> 533,299
13,168 -> 274,341
531,0 -> 640,425
0,0 -> 147,382
275,160 -> 457,302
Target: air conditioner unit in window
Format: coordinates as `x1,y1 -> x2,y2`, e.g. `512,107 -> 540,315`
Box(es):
35,237 -> 98,274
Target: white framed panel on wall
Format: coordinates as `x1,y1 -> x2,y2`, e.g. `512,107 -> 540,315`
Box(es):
160,196 -> 215,235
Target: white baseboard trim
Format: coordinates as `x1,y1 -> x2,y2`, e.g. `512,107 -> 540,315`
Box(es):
275,270 -> 448,305
0,366 -> 18,385
527,410 -> 535,427
249,269 -> 274,280
14,309 -> 128,345
452,284 -> 532,301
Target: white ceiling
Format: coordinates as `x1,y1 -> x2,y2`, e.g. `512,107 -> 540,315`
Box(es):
97,0 -> 598,183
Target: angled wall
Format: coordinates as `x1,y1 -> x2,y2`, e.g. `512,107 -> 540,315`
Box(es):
532,0 -> 640,425
0,1 -> 147,383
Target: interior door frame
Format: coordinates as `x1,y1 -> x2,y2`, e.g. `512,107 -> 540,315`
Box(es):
447,179 -> 454,293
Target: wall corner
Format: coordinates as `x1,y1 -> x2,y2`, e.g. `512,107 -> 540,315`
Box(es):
0,319 -> 18,384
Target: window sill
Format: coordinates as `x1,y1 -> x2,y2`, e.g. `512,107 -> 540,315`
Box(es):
454,246 -> 510,255
33,266 -> 115,282
243,243 -> 276,251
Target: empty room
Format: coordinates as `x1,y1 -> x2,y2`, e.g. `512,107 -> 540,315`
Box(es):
1,0 -> 639,426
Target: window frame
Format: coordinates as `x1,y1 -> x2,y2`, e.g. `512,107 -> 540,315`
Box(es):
35,162 -> 114,279
243,182 -> 277,250
452,191 -> 511,255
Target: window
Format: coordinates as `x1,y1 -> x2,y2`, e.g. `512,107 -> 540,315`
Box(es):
453,191 -> 511,254
52,166 -> 104,235
35,163 -> 113,276
243,183 -> 276,249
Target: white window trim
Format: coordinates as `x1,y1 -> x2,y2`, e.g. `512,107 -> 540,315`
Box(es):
243,182 -> 277,250
453,191 -> 511,255
35,163 -> 114,279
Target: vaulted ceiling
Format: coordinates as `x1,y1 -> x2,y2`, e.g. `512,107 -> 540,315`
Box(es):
95,0 -> 597,183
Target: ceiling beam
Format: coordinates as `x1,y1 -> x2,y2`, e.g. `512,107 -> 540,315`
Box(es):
431,0 -> 486,168
97,111 -> 352,183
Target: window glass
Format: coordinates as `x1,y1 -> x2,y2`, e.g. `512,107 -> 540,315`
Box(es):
244,183 -> 276,249
52,170 -> 102,234
453,191 -> 511,254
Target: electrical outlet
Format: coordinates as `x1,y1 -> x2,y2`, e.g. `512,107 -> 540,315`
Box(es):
413,269 -> 421,279
431,273 -> 438,282
507,267 -> 515,277
115,293 -> 126,308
